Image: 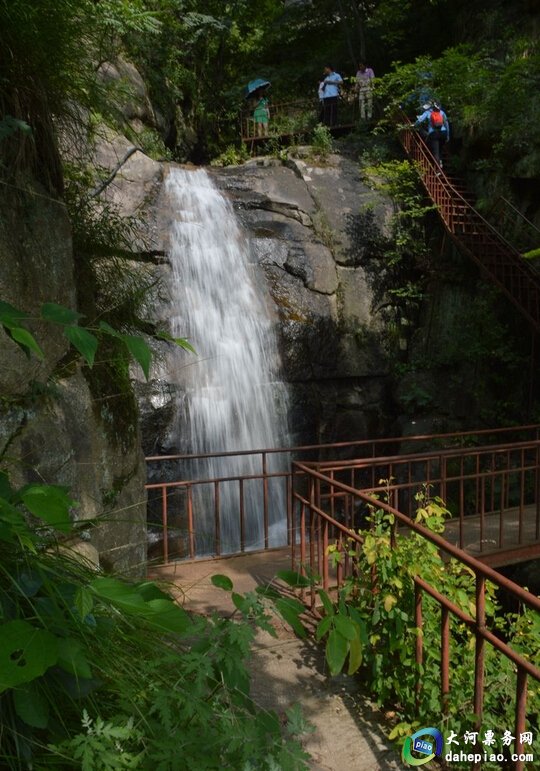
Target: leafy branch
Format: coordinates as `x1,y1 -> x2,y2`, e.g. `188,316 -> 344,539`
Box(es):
0,299 -> 194,380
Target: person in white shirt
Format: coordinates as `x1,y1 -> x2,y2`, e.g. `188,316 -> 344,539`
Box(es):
320,65 -> 343,127
356,63 -> 375,120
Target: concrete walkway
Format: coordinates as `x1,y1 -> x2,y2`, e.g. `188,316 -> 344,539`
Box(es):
150,550 -> 400,770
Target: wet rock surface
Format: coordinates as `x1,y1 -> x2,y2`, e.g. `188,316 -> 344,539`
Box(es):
210,155 -> 393,445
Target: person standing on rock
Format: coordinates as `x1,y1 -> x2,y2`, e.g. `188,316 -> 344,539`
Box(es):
320,65 -> 343,127
355,62 -> 375,120
252,89 -> 270,137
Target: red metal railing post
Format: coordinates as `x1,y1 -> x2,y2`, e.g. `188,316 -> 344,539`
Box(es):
322,517 -> 329,591
291,465 -> 297,569
473,574 -> 486,727
187,484 -> 194,559
286,473 -> 292,547
262,452 -> 269,549
536,443 -> 540,540
441,605 -> 450,714
239,478 -> 245,553
515,667 -> 528,771
214,481 -> 221,556
162,486 -> 168,565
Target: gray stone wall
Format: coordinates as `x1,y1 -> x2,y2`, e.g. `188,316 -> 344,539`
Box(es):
0,178 -> 147,576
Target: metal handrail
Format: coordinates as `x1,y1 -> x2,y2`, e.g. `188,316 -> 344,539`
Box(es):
398,112 -> 540,331
488,196 -> 540,252
291,459 -> 540,770
145,423 -> 540,462
291,460 -> 540,611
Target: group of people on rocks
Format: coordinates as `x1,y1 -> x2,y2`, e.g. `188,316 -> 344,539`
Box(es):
250,63 -> 450,170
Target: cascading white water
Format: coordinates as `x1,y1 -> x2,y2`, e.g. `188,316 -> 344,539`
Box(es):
165,166 -> 290,554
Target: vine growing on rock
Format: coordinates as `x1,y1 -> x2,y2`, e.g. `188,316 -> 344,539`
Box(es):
346,158 -> 436,326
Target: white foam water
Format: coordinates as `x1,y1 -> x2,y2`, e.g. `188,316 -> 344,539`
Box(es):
164,166 -> 290,554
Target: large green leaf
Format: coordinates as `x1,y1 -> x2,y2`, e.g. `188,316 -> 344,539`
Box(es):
21,484 -> 74,532
334,615 -> 357,641
157,330 -> 196,353
13,682 -> 50,728
232,592 -> 251,614
0,621 -> 58,692
0,300 -> 28,324
57,637 -> 92,679
347,632 -> 363,675
64,325 -> 98,367
90,577 -> 148,613
211,574 -> 233,591
137,581 -> 172,602
276,569 -> 312,588
74,586 -> 94,620
326,629 -> 348,676
90,577 -> 192,635
274,598 -> 307,638
123,334 -> 152,379
41,303 -> 83,325
318,589 -> 334,616
144,599 -> 193,635
98,320 -> 123,338
315,615 -> 333,641
7,326 -> 44,359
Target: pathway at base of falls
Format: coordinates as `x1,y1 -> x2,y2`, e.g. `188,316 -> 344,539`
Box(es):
151,551 -> 400,771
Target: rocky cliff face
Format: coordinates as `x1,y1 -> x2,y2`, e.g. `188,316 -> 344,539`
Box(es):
0,177 -> 147,576
211,154 -> 394,445
113,148 -> 397,454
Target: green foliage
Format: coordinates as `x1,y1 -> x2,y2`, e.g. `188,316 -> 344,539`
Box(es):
309,124 -> 333,162
0,0 -> 162,185
210,143 -> 250,167
377,32 -> 540,188
314,589 -> 364,676
346,159 -> 435,326
0,310 -> 309,768
0,299 -> 191,381
298,486 -> 540,769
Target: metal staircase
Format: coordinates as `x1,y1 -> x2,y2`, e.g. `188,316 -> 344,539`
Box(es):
399,116 -> 540,332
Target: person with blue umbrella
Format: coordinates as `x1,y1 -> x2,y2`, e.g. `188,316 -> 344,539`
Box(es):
244,78 -> 271,137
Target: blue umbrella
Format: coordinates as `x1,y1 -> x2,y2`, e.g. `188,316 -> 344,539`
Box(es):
243,78 -> 271,99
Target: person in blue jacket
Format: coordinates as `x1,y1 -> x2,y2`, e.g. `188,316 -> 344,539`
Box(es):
415,102 -> 450,168
320,65 -> 343,127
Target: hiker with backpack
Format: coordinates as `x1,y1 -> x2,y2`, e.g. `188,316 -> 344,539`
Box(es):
415,102 -> 450,168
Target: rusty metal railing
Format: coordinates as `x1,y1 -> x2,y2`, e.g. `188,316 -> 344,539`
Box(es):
296,439 -> 540,566
487,196 -> 540,255
146,424 -> 540,563
239,95 -> 359,142
291,459 -> 540,771
399,115 -> 540,332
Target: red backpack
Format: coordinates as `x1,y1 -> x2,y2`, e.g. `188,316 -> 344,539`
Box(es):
430,109 -> 444,129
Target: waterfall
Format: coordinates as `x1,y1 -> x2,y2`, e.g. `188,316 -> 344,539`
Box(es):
164,166 -> 290,555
